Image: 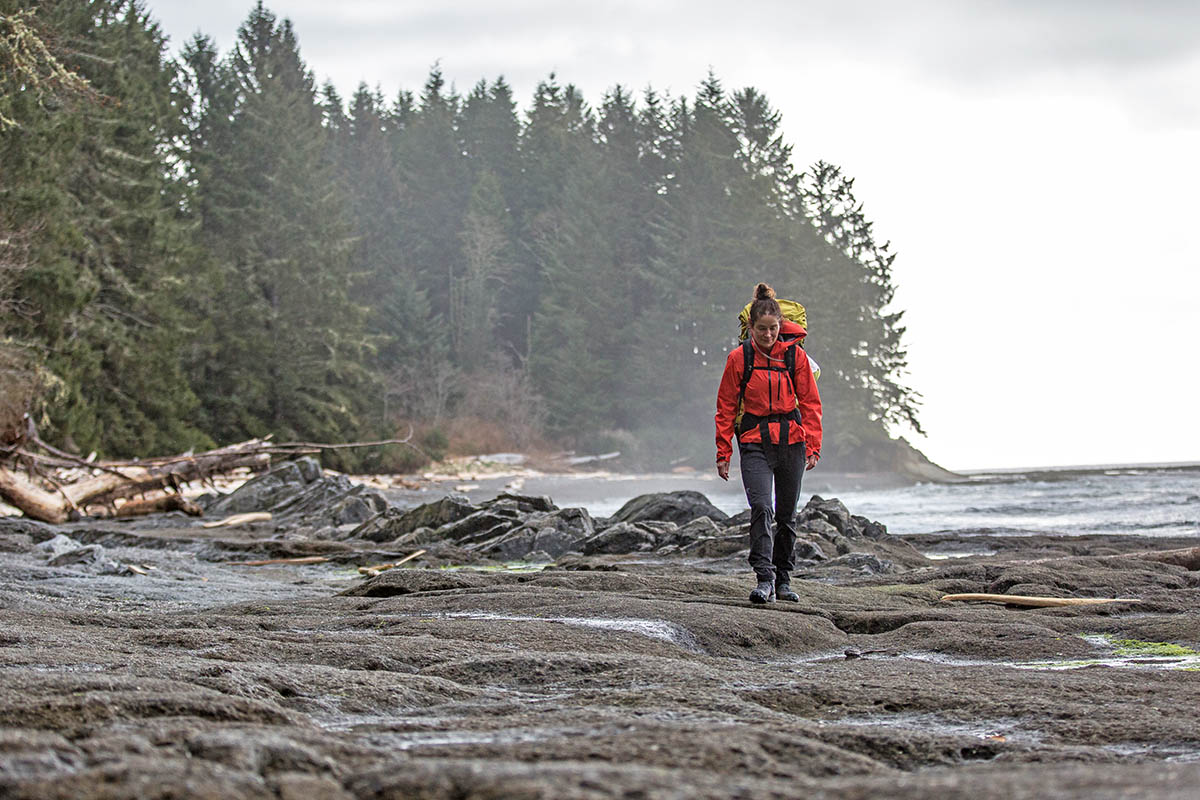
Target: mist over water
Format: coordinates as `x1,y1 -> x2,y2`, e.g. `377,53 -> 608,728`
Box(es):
835,466 -> 1200,537
481,464 -> 1200,538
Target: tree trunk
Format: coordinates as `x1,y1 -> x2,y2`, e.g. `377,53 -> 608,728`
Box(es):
0,466 -> 72,523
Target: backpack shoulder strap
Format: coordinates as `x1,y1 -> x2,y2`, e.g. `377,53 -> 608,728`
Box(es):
784,342 -> 798,398
737,340 -> 754,408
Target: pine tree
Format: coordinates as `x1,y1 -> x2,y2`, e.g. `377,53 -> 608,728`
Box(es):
6,6 -> 924,470
458,77 -> 524,357
459,78 -> 520,205
798,160 -> 921,443
181,2 -> 376,454
392,67 -> 471,322
452,169 -> 513,371
507,77 -> 594,360
1,0 -> 207,456
627,75 -> 752,436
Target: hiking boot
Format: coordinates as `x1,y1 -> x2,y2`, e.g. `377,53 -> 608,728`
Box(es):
775,581 -> 800,602
749,579 -> 776,604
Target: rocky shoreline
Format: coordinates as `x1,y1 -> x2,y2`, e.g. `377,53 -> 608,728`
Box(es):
2,459 -> 1199,798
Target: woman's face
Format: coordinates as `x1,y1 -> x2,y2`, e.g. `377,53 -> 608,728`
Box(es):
751,314 -> 780,351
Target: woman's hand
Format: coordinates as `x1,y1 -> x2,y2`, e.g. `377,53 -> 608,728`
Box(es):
805,452 -> 820,471
717,460 -> 730,481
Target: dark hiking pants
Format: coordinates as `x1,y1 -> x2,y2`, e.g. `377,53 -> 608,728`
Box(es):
738,440 -> 806,583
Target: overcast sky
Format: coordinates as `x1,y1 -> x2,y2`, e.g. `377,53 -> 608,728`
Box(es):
148,0 -> 1200,471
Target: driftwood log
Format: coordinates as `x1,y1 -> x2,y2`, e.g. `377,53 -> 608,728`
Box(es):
940,594 -> 1141,607
0,424 -> 415,524
0,438 -> 276,523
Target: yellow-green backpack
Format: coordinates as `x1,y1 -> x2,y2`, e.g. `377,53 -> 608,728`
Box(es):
738,299 -> 808,343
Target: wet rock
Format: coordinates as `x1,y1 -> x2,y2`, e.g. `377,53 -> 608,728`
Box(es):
680,533 -> 748,558
205,459 -> 316,515
801,517 -> 841,538
0,729 -> 83,784
608,490 -> 729,526
0,517 -> 60,543
674,515 -> 724,540
874,621 -> 1100,660
47,544 -> 108,567
0,532 -> 32,554
473,507 -> 594,560
275,773 -> 353,800
36,534 -> 83,559
294,457 -> 323,483
200,458 -> 387,529
349,495 -> 476,542
340,569 -> 490,596
794,538 -> 829,562
482,492 -> 557,514
581,522 -> 659,554
726,508 -> 752,526
656,517 -> 725,555
331,492 -> 386,525
854,515 -> 889,539
43,541 -> 126,574
800,495 -> 858,536
437,509 -> 523,546
185,729 -> 337,775
821,552 -> 895,574
6,505 -> 1200,799
390,525 -> 442,547
270,475 -> 387,522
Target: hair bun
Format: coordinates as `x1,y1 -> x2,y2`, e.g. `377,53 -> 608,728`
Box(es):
753,282 -> 776,301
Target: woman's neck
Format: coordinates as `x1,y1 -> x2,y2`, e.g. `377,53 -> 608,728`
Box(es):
753,339 -> 782,360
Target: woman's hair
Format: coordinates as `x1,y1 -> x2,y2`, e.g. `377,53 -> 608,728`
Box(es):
748,282 -> 781,324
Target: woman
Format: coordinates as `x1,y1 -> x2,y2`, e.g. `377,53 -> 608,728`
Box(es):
715,283 -> 822,604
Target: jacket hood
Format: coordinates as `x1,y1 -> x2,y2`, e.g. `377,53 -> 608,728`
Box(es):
780,319 -> 807,339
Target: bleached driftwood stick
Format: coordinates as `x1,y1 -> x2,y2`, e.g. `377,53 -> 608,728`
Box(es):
940,593 -> 1140,607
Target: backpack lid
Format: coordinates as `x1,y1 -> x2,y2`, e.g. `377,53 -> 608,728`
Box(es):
738,299 -> 807,342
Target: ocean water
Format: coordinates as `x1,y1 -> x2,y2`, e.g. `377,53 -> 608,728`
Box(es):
831,465 -> 1200,538
485,464 -> 1200,539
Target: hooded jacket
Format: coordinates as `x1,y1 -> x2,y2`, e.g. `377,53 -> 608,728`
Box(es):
714,320 -> 822,463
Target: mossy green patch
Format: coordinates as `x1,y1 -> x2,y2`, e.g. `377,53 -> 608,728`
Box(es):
1080,633 -> 1199,657
1111,639 -> 1198,657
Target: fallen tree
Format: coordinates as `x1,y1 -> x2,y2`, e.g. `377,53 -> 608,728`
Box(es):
0,418 -> 416,523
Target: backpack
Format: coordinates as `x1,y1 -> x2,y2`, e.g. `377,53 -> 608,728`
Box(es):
734,298 -> 818,432
737,299 -> 807,344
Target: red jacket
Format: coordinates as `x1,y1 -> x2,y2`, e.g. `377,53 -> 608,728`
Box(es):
714,323 -> 822,462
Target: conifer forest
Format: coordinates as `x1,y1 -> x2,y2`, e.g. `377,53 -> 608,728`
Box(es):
1,0 -> 922,471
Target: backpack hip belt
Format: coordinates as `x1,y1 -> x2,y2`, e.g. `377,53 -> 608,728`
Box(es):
737,409 -> 802,453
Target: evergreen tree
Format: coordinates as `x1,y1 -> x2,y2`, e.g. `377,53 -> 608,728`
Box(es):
799,160 -> 921,448
392,67 -> 470,321
528,85 -> 658,439
628,75 -> 754,437
452,169 -> 513,370
1,0 -> 207,456
5,0 -> 923,473
459,78 -> 520,206
182,2 -> 376,453
506,77 -> 594,360
458,77 -> 524,357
